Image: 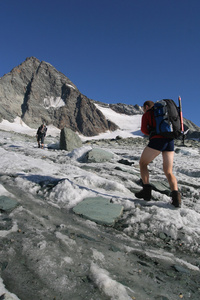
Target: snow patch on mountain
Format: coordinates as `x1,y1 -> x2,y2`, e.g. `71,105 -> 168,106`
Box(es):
44,96 -> 65,109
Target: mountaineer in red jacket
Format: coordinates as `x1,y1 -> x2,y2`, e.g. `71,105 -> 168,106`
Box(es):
135,100 -> 181,208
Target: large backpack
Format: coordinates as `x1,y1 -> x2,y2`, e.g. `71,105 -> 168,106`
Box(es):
151,99 -> 182,139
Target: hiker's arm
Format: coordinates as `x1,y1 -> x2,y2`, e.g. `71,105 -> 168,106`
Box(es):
44,128 -> 47,136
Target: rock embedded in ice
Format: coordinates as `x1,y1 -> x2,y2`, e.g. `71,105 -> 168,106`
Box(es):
73,196 -> 124,226
85,148 -> 114,163
151,181 -> 171,195
0,196 -> 18,212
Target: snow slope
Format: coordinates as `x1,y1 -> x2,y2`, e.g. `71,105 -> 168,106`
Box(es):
0,108 -> 199,300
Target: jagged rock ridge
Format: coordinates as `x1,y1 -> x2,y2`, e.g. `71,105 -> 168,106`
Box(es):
94,100 -> 143,115
182,118 -> 200,139
0,57 -> 118,136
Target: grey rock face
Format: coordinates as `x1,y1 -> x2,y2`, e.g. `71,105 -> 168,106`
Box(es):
0,57 -> 41,122
0,57 -> 118,136
60,127 -> 82,151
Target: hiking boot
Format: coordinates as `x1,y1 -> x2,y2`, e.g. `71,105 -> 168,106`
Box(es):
135,184 -> 152,201
171,191 -> 181,208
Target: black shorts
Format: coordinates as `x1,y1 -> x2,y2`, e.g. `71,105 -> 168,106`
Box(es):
148,138 -> 174,152
37,135 -> 45,143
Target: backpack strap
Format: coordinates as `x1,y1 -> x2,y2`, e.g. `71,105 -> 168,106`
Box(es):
148,107 -> 156,138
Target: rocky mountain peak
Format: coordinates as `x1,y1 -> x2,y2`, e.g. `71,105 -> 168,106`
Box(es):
0,57 -> 199,138
0,57 -> 118,136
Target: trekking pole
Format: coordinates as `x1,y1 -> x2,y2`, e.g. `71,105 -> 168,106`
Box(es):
178,96 -> 185,144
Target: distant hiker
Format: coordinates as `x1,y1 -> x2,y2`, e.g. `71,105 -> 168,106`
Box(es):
36,124 -> 47,149
135,100 -> 181,208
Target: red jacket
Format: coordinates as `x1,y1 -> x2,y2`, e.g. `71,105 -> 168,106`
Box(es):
141,109 -> 163,139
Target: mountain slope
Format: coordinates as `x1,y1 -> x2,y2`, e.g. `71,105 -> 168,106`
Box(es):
0,57 -> 118,136
0,57 -> 199,139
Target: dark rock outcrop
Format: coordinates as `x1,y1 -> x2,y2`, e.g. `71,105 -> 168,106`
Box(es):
109,103 -> 143,115
182,118 -> 200,140
0,57 -> 118,136
93,100 -> 143,115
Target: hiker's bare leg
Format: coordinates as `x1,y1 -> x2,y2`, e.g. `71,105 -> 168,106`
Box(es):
139,146 -> 160,184
162,151 -> 178,191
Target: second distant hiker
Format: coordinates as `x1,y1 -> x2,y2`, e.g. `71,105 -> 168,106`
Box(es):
36,124 -> 47,149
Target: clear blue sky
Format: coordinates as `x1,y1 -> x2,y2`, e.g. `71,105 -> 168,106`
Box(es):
0,0 -> 200,126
